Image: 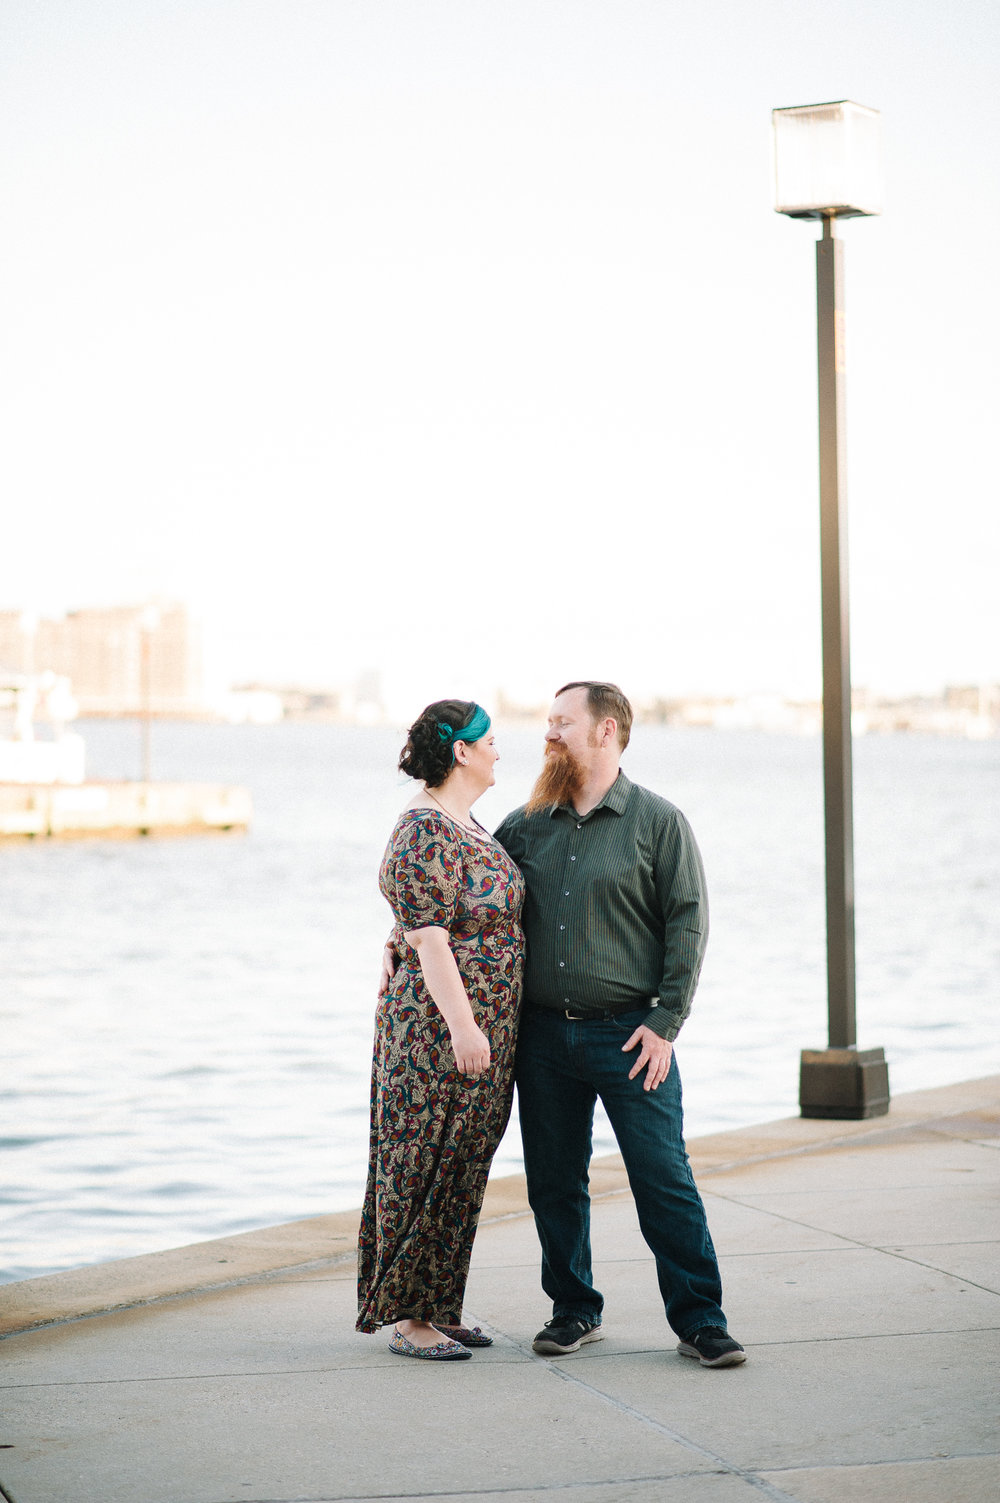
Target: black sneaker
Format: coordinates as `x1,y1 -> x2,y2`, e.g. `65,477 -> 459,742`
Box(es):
677,1326 -> 746,1367
532,1317 -> 604,1355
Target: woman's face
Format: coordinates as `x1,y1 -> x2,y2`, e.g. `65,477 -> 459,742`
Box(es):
459,731 -> 499,790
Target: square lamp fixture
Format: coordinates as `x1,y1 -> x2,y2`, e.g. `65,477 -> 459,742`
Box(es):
772,100 -> 883,219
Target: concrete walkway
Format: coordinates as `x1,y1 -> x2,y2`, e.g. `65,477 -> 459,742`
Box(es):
1,1075 -> 998,1503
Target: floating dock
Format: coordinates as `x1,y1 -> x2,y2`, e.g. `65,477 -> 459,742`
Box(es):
0,781 -> 251,839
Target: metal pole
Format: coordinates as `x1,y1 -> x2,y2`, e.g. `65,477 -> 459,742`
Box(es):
800,215 -> 889,1118
816,215 -> 856,1049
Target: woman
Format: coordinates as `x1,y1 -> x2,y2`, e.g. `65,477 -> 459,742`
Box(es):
356,700 -> 525,1360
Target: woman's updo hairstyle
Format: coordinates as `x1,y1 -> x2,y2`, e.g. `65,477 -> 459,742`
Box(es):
398,699 -> 479,788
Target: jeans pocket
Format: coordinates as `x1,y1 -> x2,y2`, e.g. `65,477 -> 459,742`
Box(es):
606,1008 -> 653,1035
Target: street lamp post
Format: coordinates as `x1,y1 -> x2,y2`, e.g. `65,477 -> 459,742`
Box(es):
772,100 -> 890,1119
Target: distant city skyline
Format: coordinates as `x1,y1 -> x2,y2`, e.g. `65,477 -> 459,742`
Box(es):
1,1 -> 997,707
2,596 -> 997,739
1,590 -> 998,715
3,597 -> 994,742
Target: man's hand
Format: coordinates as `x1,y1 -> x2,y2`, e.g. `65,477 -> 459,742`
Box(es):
378,944 -> 397,997
622,1026 -> 673,1092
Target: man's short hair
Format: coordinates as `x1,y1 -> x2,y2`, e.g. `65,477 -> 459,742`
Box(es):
555,680 -> 633,751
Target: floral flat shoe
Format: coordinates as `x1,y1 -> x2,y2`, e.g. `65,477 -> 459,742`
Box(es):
434,1323 -> 494,1347
388,1329 -> 471,1361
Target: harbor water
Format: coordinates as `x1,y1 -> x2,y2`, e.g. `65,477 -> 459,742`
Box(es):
2,719 -> 998,1283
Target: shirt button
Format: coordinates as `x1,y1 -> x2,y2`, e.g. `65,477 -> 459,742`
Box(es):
564,997 -> 570,1004
564,890 -> 570,896
559,924 -> 565,931
576,822 -> 582,829
570,855 -> 576,861
559,961 -> 565,967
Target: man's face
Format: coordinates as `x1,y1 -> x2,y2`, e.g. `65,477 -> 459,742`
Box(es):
544,688 -> 600,765
523,689 -> 597,813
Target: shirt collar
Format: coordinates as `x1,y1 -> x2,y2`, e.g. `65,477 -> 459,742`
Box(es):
549,769 -> 631,820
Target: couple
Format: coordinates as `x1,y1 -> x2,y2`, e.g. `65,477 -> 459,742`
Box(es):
356,681 -> 745,1369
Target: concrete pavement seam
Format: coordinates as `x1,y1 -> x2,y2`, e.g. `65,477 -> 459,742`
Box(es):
515,1348 -> 802,1503
867,1246 -> 1000,1298
4,1323 -> 999,1391
701,1188 -> 1000,1292
0,1357 -> 526,1391
200,1474 -> 761,1502
692,1187 -> 933,1250
759,1448 -> 1000,1474
476,1324 -> 1000,1359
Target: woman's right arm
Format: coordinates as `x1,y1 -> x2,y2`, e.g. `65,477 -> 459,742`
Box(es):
403,926 -> 490,1076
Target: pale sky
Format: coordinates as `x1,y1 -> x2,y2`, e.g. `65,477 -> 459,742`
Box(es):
1,0 -> 997,709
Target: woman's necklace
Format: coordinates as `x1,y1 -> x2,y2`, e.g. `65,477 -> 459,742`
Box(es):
423,787 -> 492,839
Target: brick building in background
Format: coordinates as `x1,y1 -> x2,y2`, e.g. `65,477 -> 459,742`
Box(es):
0,604 -> 204,716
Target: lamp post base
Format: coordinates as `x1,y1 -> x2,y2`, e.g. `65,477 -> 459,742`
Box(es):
799,1047 -> 890,1119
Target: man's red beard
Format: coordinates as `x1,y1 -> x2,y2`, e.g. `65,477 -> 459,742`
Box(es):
525,743 -> 588,814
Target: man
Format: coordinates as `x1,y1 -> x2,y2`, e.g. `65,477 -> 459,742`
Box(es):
494,680 -> 745,1368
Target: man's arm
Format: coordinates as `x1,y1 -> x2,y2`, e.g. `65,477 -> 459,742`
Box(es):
650,809 -> 709,1042
620,811 -> 706,1088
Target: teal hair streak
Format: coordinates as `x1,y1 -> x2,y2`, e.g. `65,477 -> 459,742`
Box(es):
435,703 -> 491,758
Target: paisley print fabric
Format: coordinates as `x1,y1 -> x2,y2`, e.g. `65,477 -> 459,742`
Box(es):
356,809 -> 525,1332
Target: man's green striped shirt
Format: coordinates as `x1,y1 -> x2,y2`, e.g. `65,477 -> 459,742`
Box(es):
494,770 -> 708,1041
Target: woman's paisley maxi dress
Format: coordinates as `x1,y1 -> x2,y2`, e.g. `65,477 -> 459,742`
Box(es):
356,809 -> 525,1332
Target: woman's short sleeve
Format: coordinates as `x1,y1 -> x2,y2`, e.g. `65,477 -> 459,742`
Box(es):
383,816 -> 463,931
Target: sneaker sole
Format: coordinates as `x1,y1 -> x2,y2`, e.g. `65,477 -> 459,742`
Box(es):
532,1328 -> 605,1355
677,1341 -> 746,1368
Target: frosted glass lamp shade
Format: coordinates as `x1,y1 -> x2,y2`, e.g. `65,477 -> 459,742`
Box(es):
772,101 -> 883,219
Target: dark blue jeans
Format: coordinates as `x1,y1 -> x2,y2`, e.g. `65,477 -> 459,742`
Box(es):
515,1003 -> 727,1340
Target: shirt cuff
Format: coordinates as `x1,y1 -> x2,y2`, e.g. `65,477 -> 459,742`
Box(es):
646,1006 -> 681,1041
